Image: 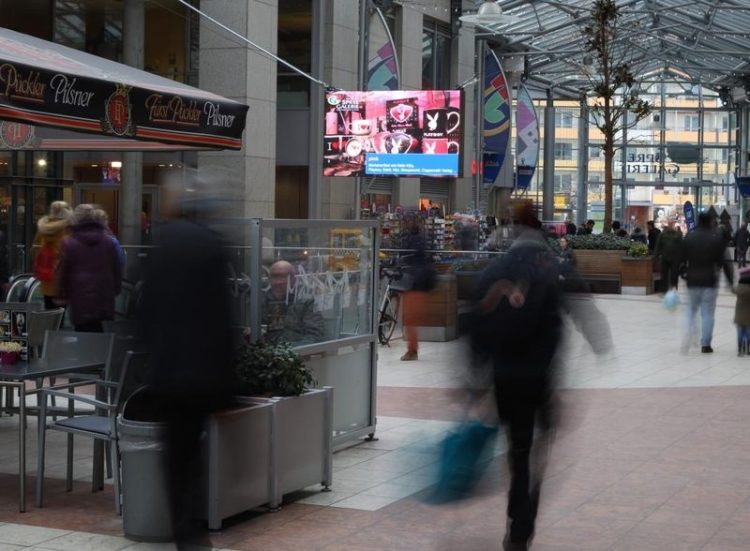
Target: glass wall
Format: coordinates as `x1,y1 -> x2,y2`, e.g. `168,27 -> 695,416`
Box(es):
513,76 -> 736,231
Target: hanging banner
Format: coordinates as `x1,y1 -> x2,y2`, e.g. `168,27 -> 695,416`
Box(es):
736,176 -> 750,198
367,8 -> 400,91
515,85 -> 539,190
482,51 -> 510,187
684,201 -> 696,232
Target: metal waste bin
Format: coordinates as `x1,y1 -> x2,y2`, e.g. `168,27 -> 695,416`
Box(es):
117,392 -> 171,542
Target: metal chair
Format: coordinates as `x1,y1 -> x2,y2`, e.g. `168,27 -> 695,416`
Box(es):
25,279 -> 45,307
5,275 -> 31,302
36,350 -> 151,514
28,309 -> 66,359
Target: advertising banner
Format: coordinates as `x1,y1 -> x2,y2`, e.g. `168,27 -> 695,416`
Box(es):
515,85 -> 538,190
323,90 -> 462,178
0,28 -> 248,150
684,201 -> 696,232
736,176 -> 750,198
367,10 -> 399,91
482,51 -> 510,187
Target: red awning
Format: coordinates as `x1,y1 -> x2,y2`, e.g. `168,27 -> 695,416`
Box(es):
0,28 -> 248,151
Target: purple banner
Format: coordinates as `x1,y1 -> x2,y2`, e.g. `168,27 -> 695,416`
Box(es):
515,85 -> 538,190
482,51 -> 510,187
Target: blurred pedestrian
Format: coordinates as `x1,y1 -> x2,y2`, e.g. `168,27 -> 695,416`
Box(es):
681,212 -> 734,353
57,204 -> 121,332
734,223 -> 749,267
139,177 -> 236,548
400,215 -> 436,361
631,226 -> 647,244
472,204 -> 563,550
92,208 -> 126,268
655,220 -> 683,292
734,267 -> 750,356
32,201 -> 72,309
646,220 -> 661,253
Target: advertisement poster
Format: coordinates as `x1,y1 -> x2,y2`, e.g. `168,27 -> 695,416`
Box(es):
515,85 -> 539,190
323,90 -> 462,178
482,51 -> 510,187
684,201 -> 696,232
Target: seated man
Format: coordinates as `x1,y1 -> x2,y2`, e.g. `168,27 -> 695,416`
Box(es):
262,260 -> 324,345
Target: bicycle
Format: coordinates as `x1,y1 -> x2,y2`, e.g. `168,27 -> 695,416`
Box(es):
378,265 -> 408,345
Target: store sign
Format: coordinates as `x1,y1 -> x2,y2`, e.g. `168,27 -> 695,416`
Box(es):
621,153 -> 680,176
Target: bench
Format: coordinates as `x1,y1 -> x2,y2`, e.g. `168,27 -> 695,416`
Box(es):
579,272 -> 622,294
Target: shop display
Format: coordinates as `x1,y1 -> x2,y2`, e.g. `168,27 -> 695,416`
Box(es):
323,90 -> 463,178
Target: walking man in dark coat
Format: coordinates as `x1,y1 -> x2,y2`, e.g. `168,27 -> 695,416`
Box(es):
734,223 -> 749,267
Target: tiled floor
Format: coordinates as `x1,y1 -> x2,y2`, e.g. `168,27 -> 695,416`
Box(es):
2,286 -> 750,549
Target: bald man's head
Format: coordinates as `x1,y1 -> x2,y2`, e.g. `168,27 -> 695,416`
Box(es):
270,260 -> 295,298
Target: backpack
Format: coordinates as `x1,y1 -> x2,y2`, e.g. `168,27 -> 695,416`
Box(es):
33,243 -> 57,282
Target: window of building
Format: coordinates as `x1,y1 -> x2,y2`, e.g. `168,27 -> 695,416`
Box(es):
422,19 -> 451,90
555,111 -> 573,128
722,116 -> 729,131
589,146 -> 602,159
554,173 -> 572,192
277,0 -> 312,107
682,114 -> 699,131
555,142 -> 573,160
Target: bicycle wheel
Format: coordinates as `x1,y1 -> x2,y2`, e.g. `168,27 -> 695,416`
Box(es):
378,292 -> 400,344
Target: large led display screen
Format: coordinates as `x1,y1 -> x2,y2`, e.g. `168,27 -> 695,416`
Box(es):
324,90 -> 463,178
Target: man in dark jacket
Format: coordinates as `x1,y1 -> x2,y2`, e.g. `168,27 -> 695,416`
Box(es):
655,220 -> 683,292
734,223 -> 749,267
646,220 -> 661,253
57,204 -> 121,332
473,207 -> 563,550
682,212 -> 734,353
139,186 -> 236,547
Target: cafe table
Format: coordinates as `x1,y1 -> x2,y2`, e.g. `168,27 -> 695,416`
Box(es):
0,357 -> 106,512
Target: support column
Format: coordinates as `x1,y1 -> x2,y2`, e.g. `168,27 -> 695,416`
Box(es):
576,98 -> 588,224
740,106 -> 749,224
120,0 -> 144,247
542,90 -> 555,221
308,0 -> 325,219
621,103 -> 627,225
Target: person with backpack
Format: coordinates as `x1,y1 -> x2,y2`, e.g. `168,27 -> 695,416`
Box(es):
32,201 -> 73,309
471,204 -> 563,550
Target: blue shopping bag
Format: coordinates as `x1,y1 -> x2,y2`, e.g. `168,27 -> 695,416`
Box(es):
425,420 -> 499,504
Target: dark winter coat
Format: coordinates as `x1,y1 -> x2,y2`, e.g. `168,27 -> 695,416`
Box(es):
654,228 -> 683,263
139,218 -> 235,401
735,227 -> 749,252
58,222 -> 122,326
681,227 -> 733,289
734,283 -> 750,326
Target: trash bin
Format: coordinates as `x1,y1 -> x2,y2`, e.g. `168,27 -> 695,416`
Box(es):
117,390 -> 171,542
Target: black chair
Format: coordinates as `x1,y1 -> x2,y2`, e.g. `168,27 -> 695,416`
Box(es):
36,350 -> 151,514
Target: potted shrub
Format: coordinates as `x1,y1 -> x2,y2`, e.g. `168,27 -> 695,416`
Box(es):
621,242 -> 655,294
202,340 -> 333,528
567,234 -> 631,277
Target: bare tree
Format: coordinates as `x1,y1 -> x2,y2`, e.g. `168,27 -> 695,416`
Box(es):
583,0 -> 650,233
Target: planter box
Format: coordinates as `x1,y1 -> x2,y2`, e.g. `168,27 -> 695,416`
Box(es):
455,271 -> 481,300
621,256 -> 655,295
408,274 -> 457,342
268,387 -> 333,508
572,249 -> 625,276
200,387 -> 333,529
201,399 -> 274,531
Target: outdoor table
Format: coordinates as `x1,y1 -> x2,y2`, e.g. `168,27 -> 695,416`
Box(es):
0,357 -> 106,512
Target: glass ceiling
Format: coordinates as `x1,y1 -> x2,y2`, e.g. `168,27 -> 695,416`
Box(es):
467,0 -> 750,97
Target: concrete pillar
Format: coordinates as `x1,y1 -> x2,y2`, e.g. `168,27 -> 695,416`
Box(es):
576,98 -> 588,224
393,4 -> 422,211
120,0 -> 144,246
450,9 -> 476,213
542,91 -> 555,221
199,0 -> 278,219
308,0 -> 325,219
321,0 -> 359,218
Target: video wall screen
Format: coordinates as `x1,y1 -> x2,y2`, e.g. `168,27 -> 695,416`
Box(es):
324,90 -> 463,178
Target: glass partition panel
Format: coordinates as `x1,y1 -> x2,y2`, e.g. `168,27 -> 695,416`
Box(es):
702,148 -> 734,186
623,146 -> 662,183
260,222 -> 376,347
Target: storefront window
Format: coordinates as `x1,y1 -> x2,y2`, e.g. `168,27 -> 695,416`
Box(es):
422,20 -> 451,90
54,0 -> 123,61
278,0 -> 312,108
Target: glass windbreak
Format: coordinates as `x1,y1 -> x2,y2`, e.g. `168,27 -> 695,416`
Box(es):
259,224 -> 375,347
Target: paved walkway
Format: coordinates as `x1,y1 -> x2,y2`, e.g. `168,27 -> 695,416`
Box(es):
2,287 -> 750,549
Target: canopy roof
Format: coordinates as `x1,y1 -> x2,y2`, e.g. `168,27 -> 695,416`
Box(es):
469,0 -> 750,97
0,27 -> 248,150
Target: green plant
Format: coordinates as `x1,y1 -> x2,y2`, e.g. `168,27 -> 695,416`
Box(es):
235,340 -> 316,397
626,242 -> 649,257
565,234 -> 631,250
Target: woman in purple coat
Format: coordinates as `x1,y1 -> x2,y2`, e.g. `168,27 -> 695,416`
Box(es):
58,204 -> 122,332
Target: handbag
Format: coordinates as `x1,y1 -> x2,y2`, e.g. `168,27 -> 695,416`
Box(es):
426,419 -> 498,504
